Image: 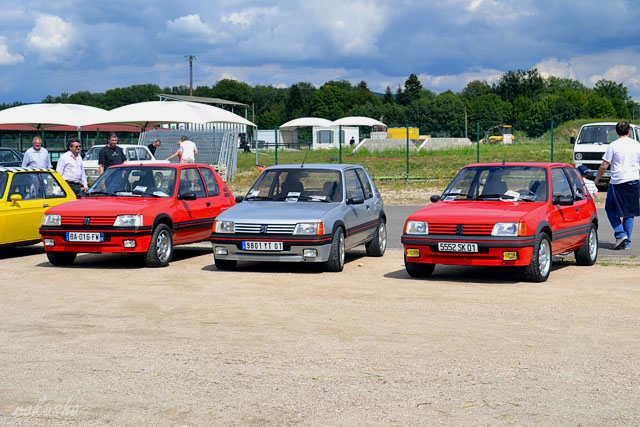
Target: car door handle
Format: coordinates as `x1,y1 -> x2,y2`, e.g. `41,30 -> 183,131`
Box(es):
43,204 -> 49,207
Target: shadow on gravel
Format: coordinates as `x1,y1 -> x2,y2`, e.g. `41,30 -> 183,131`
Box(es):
384,263 -> 571,284
36,245 -> 212,269
203,250 -> 368,274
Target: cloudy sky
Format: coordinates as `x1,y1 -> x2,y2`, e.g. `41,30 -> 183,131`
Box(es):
1,0 -> 640,103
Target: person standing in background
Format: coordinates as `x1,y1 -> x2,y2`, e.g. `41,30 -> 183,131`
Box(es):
167,136 -> 198,164
56,138 -> 87,197
147,139 -> 161,156
22,136 -> 52,169
98,132 -> 126,175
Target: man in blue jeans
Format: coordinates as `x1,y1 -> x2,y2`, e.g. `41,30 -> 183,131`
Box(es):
594,121 -> 640,250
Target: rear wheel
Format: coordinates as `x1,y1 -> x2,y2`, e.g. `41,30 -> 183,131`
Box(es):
214,257 -> 237,271
574,224 -> 598,266
325,228 -> 345,272
365,220 -> 387,257
404,255 -> 435,278
46,251 -> 77,266
521,232 -> 551,282
144,224 -> 173,267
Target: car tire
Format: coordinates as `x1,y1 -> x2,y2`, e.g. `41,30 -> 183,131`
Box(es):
365,219 -> 387,257
143,224 -> 173,267
46,251 -> 77,266
324,227 -> 345,272
521,232 -> 551,282
214,257 -> 237,271
404,255 -> 435,278
574,224 -> 598,266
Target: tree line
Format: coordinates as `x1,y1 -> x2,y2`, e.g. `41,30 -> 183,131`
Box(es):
1,68 -> 635,139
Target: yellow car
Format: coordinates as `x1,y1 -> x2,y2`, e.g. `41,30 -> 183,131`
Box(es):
0,167 -> 76,247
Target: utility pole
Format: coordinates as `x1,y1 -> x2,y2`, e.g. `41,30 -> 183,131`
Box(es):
184,55 -> 197,96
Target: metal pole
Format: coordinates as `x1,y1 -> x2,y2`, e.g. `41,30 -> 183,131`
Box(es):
550,120 -> 554,162
338,125 -> 342,164
476,122 -> 480,163
406,123 -> 409,179
274,125 -> 278,165
96,128 -> 100,148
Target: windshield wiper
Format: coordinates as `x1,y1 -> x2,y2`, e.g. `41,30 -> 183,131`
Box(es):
244,195 -> 271,201
297,195 -> 331,203
85,191 -> 115,197
443,193 -> 476,199
476,194 -> 503,199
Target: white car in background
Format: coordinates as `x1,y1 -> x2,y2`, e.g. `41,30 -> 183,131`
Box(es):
83,144 -> 169,185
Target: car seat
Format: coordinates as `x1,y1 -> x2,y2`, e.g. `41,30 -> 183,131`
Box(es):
323,181 -> 337,200
281,175 -> 303,195
529,180 -> 548,200
482,173 -> 507,196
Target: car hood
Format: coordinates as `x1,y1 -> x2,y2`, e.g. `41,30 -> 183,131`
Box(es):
45,196 -> 168,216
408,200 -> 543,223
217,200 -> 340,222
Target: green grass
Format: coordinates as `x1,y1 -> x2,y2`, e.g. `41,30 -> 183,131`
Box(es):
230,140 -> 574,196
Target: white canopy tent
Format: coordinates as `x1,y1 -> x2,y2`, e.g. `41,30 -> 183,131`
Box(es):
0,103 -> 107,129
330,116 -> 386,127
279,117 -> 333,129
81,101 -> 255,129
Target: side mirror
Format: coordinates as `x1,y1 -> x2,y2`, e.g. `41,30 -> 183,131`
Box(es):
553,195 -> 574,206
235,195 -> 244,203
430,195 -> 440,203
9,194 -> 22,204
569,136 -> 576,145
347,195 -> 364,205
177,192 -> 197,201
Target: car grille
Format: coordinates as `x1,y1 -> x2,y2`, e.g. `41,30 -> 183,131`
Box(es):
234,223 -> 297,234
429,223 -> 494,235
574,152 -> 603,161
61,216 -> 116,226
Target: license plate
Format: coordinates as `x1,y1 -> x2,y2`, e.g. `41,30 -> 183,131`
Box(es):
242,241 -> 283,251
66,232 -> 103,242
437,242 -> 478,253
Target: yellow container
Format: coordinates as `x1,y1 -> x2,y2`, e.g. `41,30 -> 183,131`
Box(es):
387,127 -> 419,139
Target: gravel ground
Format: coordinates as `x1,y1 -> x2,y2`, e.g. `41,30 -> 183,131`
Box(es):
1,244 -> 639,426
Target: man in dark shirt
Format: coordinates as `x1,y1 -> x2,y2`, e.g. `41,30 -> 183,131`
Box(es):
147,139 -> 161,155
98,132 -> 127,175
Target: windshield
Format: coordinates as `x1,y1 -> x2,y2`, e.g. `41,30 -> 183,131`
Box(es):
87,166 -> 176,197
246,169 -> 343,202
576,125 -> 620,145
442,166 -> 548,202
83,146 -> 104,161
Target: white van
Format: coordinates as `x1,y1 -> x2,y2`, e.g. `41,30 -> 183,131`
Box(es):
571,122 -> 640,180
82,144 -> 169,185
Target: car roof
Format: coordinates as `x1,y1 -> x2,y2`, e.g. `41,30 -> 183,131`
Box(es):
464,162 -> 572,168
265,163 -> 363,171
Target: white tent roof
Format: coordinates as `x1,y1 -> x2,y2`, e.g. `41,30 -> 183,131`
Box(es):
331,116 -> 386,127
0,103 -> 107,129
82,101 -> 256,129
280,117 -> 333,129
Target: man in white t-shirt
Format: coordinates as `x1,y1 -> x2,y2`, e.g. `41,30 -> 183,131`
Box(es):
594,121 -> 640,250
178,136 -> 198,164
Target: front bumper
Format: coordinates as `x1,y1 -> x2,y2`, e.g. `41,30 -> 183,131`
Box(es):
401,233 -> 536,267
40,226 -> 153,254
210,233 -> 333,263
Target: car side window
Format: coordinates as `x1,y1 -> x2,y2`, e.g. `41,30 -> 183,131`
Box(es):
126,148 -> 137,161
199,167 -> 220,197
1,149 -> 20,162
345,169 -> 365,200
355,168 -> 373,199
551,168 -> 572,198
563,167 -> 587,200
40,172 -> 67,198
8,172 -> 43,200
136,147 -> 151,160
179,168 -> 206,198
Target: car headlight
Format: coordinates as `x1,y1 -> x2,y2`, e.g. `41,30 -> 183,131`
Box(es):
491,222 -> 523,236
113,214 -> 143,227
215,220 -> 235,233
574,152 -> 583,160
405,221 -> 428,234
293,222 -> 324,235
42,214 -> 61,226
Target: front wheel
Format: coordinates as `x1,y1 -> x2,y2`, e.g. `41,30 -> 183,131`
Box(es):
46,251 -> 77,266
521,232 -> 551,282
214,257 -> 237,271
574,224 -> 598,266
144,224 -> 173,267
324,228 -> 345,272
365,220 -> 387,257
404,255 -> 435,278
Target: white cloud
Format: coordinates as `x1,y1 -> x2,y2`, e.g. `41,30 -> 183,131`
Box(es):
0,36 -> 24,65
417,69 -> 503,92
26,14 -> 77,63
165,14 -> 229,44
221,7 -> 278,26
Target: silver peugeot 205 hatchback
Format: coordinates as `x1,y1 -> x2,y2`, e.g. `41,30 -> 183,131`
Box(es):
210,163 -> 386,272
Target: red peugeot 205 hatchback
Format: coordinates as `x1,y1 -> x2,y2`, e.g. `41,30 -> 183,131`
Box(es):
40,163 -> 235,267
402,162 -> 598,282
